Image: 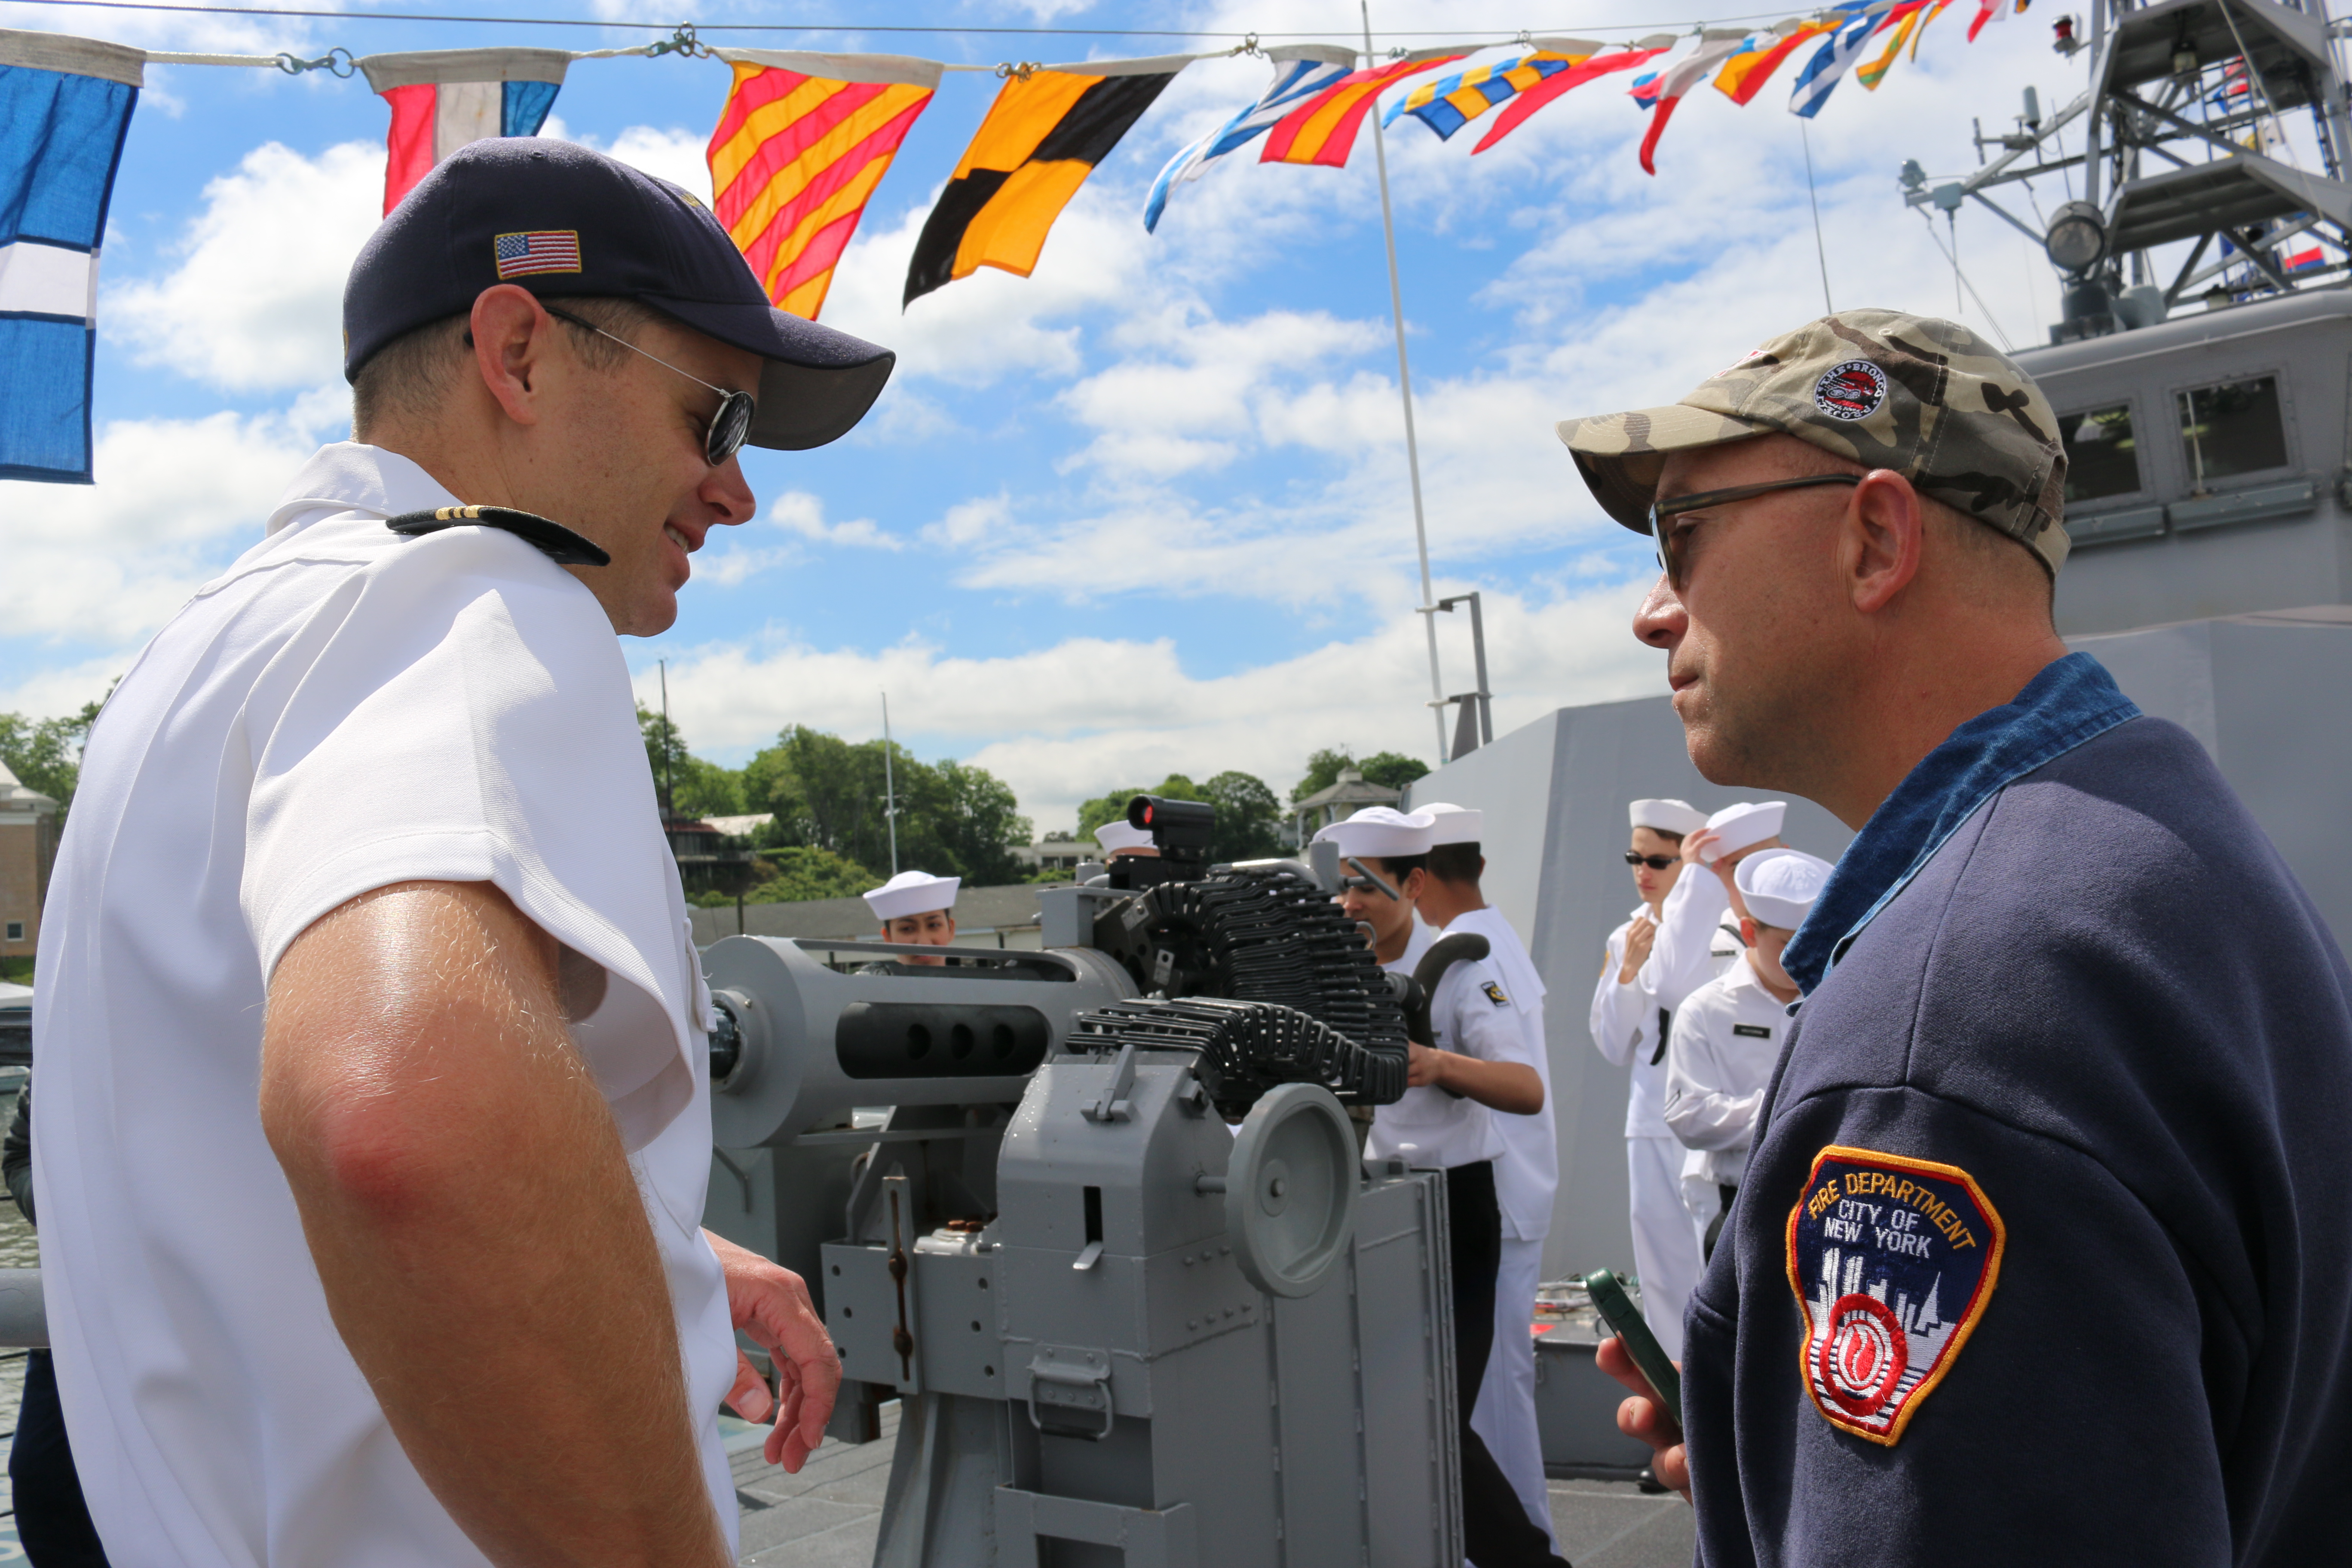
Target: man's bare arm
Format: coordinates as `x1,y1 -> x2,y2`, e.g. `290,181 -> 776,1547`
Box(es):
1404,1046 -> 1545,1114
260,880 -> 729,1568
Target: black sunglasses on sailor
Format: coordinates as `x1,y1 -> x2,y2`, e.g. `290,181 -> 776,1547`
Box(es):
1650,472 -> 1862,589
1624,851 -> 1677,870
542,306 -> 757,469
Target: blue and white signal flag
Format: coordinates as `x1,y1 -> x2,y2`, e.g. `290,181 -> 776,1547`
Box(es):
0,28 -> 141,485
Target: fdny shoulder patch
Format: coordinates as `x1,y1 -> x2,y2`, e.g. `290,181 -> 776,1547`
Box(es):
1784,1146 -> 2005,1446
1482,980 -> 1510,1008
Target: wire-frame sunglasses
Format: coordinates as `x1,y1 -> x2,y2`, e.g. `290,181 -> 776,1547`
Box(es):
544,306 -> 757,469
1650,473 -> 1862,589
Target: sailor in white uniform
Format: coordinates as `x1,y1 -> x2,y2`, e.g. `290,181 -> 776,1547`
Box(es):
1663,848 -> 1832,1261
1417,802 -> 1560,1553
1319,808 -> 1564,1568
1587,799 -> 1786,1357
1092,819 -> 1158,864
863,870 -> 960,967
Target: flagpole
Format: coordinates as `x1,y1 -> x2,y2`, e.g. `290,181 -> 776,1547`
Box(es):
1362,0 -> 1451,765
881,690 -> 900,876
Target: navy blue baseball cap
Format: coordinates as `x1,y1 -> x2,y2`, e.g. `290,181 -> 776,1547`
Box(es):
343,138 -> 894,451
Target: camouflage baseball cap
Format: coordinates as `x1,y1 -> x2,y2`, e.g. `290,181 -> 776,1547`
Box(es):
1556,310 -> 2070,575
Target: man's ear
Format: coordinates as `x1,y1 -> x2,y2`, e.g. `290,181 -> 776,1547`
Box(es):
1843,470 -> 1927,615
468,284 -> 557,431
1740,915 -> 1760,946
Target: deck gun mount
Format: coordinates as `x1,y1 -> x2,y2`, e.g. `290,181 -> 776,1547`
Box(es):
699,798 -> 1476,1567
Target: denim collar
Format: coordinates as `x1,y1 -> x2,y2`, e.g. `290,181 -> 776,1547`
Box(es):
1782,652 -> 2141,996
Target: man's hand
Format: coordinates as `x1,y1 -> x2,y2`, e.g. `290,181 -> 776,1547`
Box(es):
1595,1335 -> 1690,1502
1680,827 -> 1719,867
1618,912 -> 1658,983
706,1231 -> 840,1472
1407,1041 -> 1544,1114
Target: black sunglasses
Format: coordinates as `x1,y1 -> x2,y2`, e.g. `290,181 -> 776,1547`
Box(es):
1650,473 -> 1862,588
543,306 -> 756,469
1623,851 -> 1677,870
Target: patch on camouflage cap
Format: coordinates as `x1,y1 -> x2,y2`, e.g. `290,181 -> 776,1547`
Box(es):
1556,310 -> 2070,576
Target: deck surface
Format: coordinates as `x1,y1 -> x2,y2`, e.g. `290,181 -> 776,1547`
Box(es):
724,1402 -> 1698,1567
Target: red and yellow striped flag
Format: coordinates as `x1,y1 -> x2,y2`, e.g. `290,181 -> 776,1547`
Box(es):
1260,47 -> 1464,167
707,51 -> 943,320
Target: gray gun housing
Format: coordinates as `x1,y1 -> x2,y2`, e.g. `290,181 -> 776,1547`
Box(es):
700,864 -> 1464,1568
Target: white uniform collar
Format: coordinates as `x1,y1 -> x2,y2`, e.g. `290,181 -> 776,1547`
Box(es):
265,442 -> 460,536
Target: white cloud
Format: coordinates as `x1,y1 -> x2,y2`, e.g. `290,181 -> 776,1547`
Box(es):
928,494 -> 1011,546
767,490 -> 901,549
0,400 -> 337,647
554,119 -> 714,202
642,579 -> 1663,829
0,655 -> 130,725
815,190 -> 1152,386
107,140 -> 383,392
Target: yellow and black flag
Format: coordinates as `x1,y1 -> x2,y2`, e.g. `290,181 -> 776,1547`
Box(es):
903,54 -> 1193,307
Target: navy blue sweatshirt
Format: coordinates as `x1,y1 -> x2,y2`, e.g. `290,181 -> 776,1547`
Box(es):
1687,655 -> 2352,1565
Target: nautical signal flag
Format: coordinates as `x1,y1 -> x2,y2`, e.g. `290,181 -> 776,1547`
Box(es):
905,55 -> 1189,308
1856,2 -> 1933,91
1966,0 -> 2021,42
1146,44 -> 1353,232
1791,4 -> 1896,119
1384,42 -> 1601,141
708,50 -> 941,320
0,28 -> 139,484
360,49 -> 567,215
1638,30 -> 1758,174
1471,39 -> 1676,153
1716,22 -> 1834,105
1260,47 -> 1463,168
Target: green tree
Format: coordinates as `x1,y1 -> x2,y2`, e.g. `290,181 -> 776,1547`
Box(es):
1076,771 -> 1283,865
0,689 -> 110,822
1356,750 -> 1431,793
1201,771 -> 1285,863
739,726 -> 1029,885
734,846 -> 882,906
1290,747 -> 1429,804
637,705 -> 745,819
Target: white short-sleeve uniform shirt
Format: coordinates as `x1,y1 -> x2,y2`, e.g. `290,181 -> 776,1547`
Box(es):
31,443 -> 738,1567
1367,919 -> 1538,1171
1443,905 -> 1553,1240
1662,955 -> 1788,1190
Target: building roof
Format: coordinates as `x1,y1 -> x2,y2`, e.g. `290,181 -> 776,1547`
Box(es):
1292,766 -> 1400,813
0,762 -> 57,814
687,882 -> 1043,946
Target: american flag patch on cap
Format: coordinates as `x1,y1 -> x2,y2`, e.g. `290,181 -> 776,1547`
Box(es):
493,230 -> 582,279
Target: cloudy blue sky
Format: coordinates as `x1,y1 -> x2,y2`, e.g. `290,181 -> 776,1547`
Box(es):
1,0 -> 2086,829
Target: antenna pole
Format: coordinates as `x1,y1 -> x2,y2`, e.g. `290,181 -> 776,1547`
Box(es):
881,691 -> 899,876
658,658 -> 673,818
1363,0 -> 1450,765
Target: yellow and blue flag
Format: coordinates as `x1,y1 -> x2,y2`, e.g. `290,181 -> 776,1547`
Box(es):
0,28 -> 142,484
1383,45 -> 1599,141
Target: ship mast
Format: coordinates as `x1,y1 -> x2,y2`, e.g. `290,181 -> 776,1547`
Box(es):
1901,0 -> 2352,341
